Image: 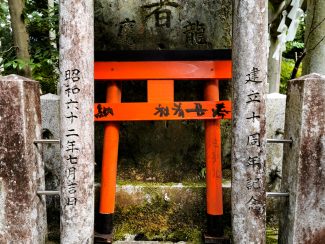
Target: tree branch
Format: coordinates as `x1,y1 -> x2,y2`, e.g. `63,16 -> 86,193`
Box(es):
308,35 -> 325,52
0,46 -> 19,55
290,50 -> 306,79
270,1 -> 287,23
305,0 -> 317,44
291,0 -> 325,79
290,34 -> 325,79
306,17 -> 325,43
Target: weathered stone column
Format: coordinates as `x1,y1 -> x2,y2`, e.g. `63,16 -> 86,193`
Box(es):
0,75 -> 47,243
268,36 -> 282,93
279,73 -> 325,244
59,0 -> 94,243
231,1 -> 268,243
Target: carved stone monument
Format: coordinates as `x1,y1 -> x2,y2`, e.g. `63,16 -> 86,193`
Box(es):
95,0 -> 232,50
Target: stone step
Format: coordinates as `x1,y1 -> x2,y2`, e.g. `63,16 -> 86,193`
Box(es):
114,242 -> 186,244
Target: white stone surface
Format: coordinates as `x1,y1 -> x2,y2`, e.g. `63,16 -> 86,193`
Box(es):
266,93 -> 286,191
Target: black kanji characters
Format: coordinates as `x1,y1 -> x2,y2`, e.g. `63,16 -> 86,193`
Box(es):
142,0 -> 179,28
245,67 -> 262,84
67,197 -> 77,206
246,156 -> 261,169
95,104 -> 114,118
247,195 -> 265,214
212,103 -> 230,118
65,69 -> 80,82
154,104 -> 170,117
246,91 -> 261,104
185,103 -> 207,116
247,133 -> 261,147
172,103 -> 184,118
183,21 -> 208,46
246,112 -> 260,122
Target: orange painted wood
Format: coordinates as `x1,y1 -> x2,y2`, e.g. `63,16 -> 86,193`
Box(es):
204,80 -> 223,215
147,80 -> 174,102
94,61 -> 232,80
99,81 -> 121,214
94,101 -> 231,122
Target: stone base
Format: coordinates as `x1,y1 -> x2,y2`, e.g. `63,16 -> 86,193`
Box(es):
94,183 -> 232,242
94,232 -> 113,243
204,234 -> 231,244
113,242 -> 186,244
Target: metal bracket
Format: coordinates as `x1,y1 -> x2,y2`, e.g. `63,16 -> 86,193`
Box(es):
266,192 -> 289,197
267,138 -> 293,144
37,190 -> 60,195
34,139 -> 60,144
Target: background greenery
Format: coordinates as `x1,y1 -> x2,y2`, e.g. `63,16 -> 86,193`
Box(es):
0,0 -> 305,95
0,0 -> 59,93
280,17 -> 305,93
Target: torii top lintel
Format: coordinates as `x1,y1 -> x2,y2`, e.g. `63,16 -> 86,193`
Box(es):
94,49 -> 232,80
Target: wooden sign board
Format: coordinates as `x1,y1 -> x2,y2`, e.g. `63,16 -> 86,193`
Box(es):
94,101 -> 231,121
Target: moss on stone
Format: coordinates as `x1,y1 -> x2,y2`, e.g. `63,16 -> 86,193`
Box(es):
110,182 -> 235,242
116,180 -> 182,187
113,188 -> 206,242
266,227 -> 278,244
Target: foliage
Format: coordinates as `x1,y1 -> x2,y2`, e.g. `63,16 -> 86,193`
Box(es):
279,17 -> 305,94
0,0 -> 59,94
280,58 -> 302,94
266,227 -> 278,244
283,16 -> 305,60
0,0 -> 13,61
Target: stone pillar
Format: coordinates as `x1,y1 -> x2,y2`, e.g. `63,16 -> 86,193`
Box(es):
303,0 -> 325,75
266,93 -> 286,191
59,0 -> 94,243
279,73 -> 325,244
231,1 -> 268,243
268,36 -> 282,93
0,75 -> 47,243
40,94 -> 60,208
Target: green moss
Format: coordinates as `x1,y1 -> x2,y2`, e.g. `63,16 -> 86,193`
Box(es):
266,227 -> 278,244
180,181 -> 205,187
116,180 -> 182,187
167,228 -> 202,243
113,190 -> 206,242
116,180 -> 230,188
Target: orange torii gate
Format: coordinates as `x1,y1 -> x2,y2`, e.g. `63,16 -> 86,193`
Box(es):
94,50 -> 232,242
